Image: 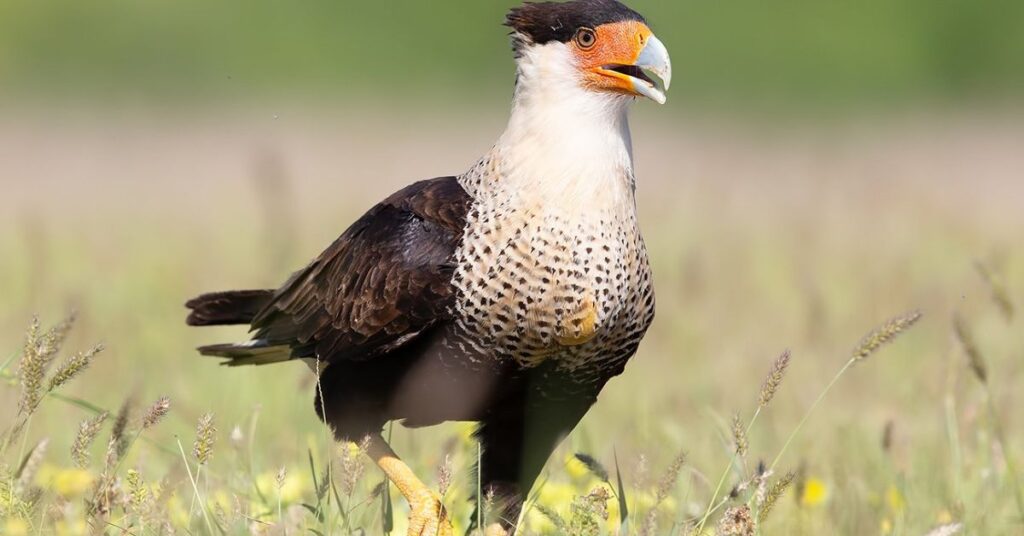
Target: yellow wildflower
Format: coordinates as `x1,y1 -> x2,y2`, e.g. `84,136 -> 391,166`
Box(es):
800,477 -> 828,507
53,468 -> 94,497
55,519 -> 88,536
881,517 -> 893,534
210,490 -> 233,513
167,494 -> 190,528
565,455 -> 594,483
937,509 -> 954,524
3,518 -> 29,536
885,485 -> 905,512
536,481 -> 577,510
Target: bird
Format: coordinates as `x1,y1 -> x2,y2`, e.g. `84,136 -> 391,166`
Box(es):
185,1 -> 669,534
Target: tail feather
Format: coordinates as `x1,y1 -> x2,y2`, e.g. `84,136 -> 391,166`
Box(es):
186,289 -> 274,326
197,339 -> 293,367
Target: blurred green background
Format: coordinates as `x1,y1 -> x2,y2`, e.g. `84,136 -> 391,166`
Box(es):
2,0 -> 1023,111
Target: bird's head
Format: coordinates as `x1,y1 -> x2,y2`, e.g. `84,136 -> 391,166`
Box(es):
506,0 -> 671,104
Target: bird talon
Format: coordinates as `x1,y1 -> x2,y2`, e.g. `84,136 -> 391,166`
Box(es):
408,490 -> 453,536
484,523 -> 510,536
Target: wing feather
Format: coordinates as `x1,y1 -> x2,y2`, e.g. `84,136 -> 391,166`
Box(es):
250,177 -> 472,363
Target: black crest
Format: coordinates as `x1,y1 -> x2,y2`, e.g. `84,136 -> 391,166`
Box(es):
506,0 -> 646,47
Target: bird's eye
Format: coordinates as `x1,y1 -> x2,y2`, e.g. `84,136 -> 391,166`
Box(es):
575,28 -> 597,50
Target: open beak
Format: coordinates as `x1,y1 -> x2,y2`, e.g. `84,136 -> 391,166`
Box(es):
630,35 -> 672,104
593,33 -> 672,105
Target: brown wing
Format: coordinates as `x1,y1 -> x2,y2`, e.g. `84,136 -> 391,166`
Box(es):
250,177 -> 472,362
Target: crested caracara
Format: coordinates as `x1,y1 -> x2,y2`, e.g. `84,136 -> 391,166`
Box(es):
186,1 -> 670,534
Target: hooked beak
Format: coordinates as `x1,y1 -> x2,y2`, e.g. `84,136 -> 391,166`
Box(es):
630,35 -> 672,104
593,33 -> 673,105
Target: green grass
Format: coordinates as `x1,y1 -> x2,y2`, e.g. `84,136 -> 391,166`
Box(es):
0,111 -> 1022,534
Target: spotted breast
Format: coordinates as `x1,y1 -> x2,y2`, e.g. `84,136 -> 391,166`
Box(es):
449,152 -> 655,378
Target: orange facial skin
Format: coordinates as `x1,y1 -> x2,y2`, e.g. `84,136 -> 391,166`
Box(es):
571,20 -> 654,96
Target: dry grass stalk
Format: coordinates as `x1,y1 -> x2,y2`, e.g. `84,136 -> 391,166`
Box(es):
952,313 -> 987,384
655,451 -> 687,504
758,350 -> 791,408
975,262 -> 1014,321
46,344 -> 103,392
71,411 -> 109,468
89,449 -> 119,517
14,437 -> 49,496
716,505 -> 754,536
732,413 -> 749,458
641,451 -> 686,535
317,466 -> 333,502
852,310 -> 923,362
756,471 -> 795,523
275,466 -> 288,490
881,420 -> 895,453
110,396 -> 134,461
341,437 -> 369,496
142,396 -> 171,429
193,413 -> 216,465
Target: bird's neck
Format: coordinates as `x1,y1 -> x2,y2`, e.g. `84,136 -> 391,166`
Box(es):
470,58 -> 637,213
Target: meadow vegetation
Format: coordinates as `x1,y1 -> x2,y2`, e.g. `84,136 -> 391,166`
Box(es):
0,111 -> 1021,534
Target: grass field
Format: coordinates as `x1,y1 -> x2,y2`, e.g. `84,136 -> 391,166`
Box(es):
1,106 -> 1022,535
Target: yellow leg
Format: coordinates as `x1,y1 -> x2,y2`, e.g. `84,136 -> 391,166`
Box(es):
365,435 -> 453,536
484,523 -> 510,536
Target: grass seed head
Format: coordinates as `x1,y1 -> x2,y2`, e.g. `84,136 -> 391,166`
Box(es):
568,486 -> 610,536
44,313 -> 77,357
732,413 -> 749,458
758,350 -> 791,408
72,411 -> 109,468
574,453 -> 610,483
655,451 -> 687,504
110,396 -> 135,462
275,466 -> 287,489
15,438 -> 49,497
193,412 -> 216,465
952,313 -> 987,384
46,344 -> 103,392
881,420 -> 895,453
317,466 -> 333,501
18,316 -> 47,416
642,453 -> 685,536
975,262 -> 1014,321
852,310 -> 923,362
757,471 -> 795,523
535,504 -> 568,533
142,396 -> 171,429
20,315 -> 79,413
341,437 -> 369,496
126,469 -> 150,512
438,454 -> 453,497
716,505 -> 755,536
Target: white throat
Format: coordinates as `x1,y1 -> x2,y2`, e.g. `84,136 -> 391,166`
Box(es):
489,41 -> 637,213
